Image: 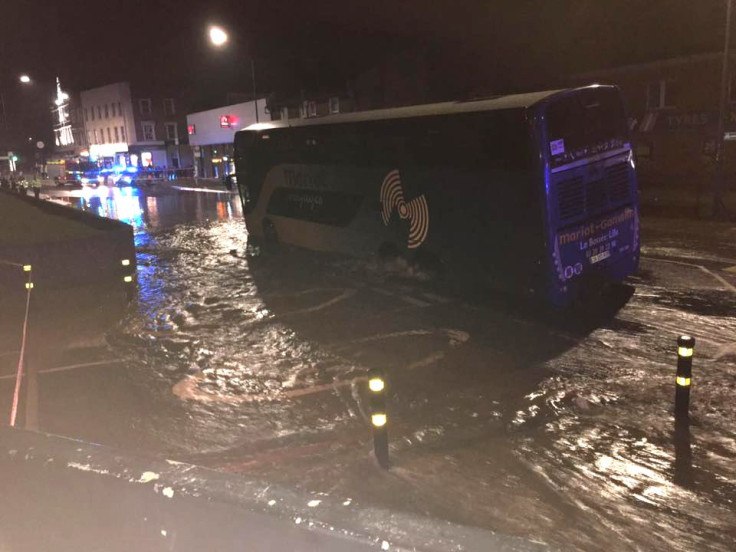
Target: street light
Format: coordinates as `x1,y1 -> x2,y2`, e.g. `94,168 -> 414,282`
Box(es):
714,0 -> 733,219
208,26 -> 228,48
1,73 -> 34,151
207,25 -> 259,124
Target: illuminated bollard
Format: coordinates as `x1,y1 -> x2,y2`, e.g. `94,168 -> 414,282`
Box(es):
368,372 -> 389,470
23,264 -> 33,290
121,258 -> 136,301
675,335 -> 695,422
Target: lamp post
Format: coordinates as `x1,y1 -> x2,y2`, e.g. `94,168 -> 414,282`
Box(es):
714,0 -> 733,219
0,75 -> 33,170
1,74 -> 33,130
207,25 -> 260,124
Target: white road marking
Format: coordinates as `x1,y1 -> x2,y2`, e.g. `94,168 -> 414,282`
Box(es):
370,287 -> 431,307
278,288 -> 357,316
642,256 -> 736,294
171,186 -> 236,194
342,328 -> 470,346
172,372 -> 366,404
698,265 -> 736,293
0,359 -> 123,380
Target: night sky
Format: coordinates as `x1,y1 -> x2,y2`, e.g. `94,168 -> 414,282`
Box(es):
0,0 -> 730,148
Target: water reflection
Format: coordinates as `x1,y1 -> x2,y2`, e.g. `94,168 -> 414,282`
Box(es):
55,185 -> 242,231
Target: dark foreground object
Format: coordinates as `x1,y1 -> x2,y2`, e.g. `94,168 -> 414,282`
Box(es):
0,427 -> 549,552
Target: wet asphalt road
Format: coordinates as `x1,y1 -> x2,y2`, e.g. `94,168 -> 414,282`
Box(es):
1,183 -> 735,551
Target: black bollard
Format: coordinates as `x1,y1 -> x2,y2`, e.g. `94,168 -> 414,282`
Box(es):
675,335 -> 695,423
368,371 -> 389,470
121,258 -> 136,301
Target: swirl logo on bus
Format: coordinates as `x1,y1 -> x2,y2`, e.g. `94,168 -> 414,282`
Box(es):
380,169 -> 429,249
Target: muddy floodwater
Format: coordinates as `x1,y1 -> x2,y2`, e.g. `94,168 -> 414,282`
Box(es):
4,185 -> 735,551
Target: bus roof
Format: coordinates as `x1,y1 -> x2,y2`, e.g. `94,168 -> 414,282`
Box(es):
241,87 -> 600,132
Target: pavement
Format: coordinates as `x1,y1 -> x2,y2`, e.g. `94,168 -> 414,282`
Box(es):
639,184 -> 736,219
0,186 -> 734,551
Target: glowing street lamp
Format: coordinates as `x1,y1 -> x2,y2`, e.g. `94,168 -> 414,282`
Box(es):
19,75 -> 31,84
208,26 -> 228,48
207,25 -> 260,124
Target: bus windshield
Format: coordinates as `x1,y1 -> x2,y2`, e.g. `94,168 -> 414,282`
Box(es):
546,87 -> 628,168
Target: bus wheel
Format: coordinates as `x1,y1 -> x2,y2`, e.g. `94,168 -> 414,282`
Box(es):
377,242 -> 400,260
411,250 -> 443,276
262,218 -> 278,244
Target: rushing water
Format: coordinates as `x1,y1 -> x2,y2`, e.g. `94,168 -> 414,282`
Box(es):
48,185 -> 736,551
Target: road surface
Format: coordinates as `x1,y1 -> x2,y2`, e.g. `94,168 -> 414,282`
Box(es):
1,183 -> 734,551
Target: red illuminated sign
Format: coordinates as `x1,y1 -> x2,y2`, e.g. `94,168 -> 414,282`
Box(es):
187,124 -> 196,135
220,115 -> 231,128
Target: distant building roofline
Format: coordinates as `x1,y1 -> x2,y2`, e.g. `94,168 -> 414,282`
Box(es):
240,86 -> 611,131
571,51 -> 734,79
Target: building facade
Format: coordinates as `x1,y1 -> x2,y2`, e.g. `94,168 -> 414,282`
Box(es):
80,81 -> 192,170
186,98 -> 268,178
570,52 -> 736,190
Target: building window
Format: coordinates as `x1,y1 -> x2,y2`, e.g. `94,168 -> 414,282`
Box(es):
118,101 -> 122,116
93,129 -> 99,144
164,98 -> 175,115
111,103 -> 116,117
165,122 -> 178,141
107,127 -> 112,142
97,106 -> 102,119
114,127 -> 120,142
139,98 -> 152,115
84,108 -> 88,122
88,130 -> 93,144
104,104 -> 109,118
646,80 -> 668,110
121,126 -> 126,142
91,107 -> 95,121
141,121 -> 155,141
301,100 -> 317,118
329,97 -> 340,114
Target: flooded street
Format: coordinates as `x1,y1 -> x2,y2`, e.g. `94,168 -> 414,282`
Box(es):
3,184 -> 735,551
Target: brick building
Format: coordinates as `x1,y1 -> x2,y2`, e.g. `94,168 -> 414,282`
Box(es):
570,52 -> 736,192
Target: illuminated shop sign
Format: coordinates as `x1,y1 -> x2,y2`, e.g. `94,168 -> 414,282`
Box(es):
188,124 -> 196,135
220,115 -> 231,128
